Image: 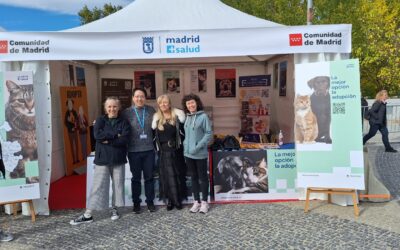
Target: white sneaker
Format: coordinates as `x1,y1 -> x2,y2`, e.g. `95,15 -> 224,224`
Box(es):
0,230 -> 13,242
189,201 -> 201,213
199,201 -> 209,214
111,209 -> 120,221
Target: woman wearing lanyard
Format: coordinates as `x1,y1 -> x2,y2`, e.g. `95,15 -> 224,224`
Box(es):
123,88 -> 157,213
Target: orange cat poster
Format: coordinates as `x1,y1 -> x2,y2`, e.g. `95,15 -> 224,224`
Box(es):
60,86 -> 91,176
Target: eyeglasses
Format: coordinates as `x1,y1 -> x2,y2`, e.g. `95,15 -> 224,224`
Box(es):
134,96 -> 145,99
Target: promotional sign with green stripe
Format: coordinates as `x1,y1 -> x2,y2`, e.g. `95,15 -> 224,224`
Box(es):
295,59 -> 364,190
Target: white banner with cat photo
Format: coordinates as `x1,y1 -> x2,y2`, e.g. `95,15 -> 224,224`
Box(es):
295,59 -> 364,189
0,71 -> 40,203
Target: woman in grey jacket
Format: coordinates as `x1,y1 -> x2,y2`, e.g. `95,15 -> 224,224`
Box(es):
182,94 -> 212,213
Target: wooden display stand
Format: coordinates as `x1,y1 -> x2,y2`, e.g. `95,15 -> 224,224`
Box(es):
304,187 -> 359,217
0,199 -> 36,222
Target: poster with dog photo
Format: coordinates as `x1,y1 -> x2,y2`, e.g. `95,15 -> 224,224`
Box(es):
215,69 -> 236,98
0,71 -> 40,203
162,70 -> 180,94
295,59 -> 364,190
134,71 -> 156,100
213,150 -> 269,201
294,61 -> 332,151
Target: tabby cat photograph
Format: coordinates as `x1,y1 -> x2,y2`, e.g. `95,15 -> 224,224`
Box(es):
5,80 -> 38,182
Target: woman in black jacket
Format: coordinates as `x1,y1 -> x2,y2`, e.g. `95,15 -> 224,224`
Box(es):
70,97 -> 131,225
152,95 -> 186,210
363,90 -> 397,153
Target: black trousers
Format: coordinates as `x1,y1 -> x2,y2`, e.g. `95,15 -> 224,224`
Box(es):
363,124 -> 392,150
185,157 -> 208,202
128,150 -> 155,204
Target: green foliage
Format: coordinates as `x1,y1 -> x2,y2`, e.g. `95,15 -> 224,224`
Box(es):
222,0 -> 400,98
78,3 -> 123,25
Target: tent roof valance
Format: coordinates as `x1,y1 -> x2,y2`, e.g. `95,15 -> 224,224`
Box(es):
66,0 -> 281,32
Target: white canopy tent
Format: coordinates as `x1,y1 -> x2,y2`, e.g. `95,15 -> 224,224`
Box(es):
0,0 -> 351,214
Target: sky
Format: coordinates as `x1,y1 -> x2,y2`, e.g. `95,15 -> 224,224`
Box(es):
0,0 -> 133,31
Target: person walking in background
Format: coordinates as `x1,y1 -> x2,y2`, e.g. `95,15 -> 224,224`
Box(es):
70,97 -> 130,225
123,88 -> 157,214
182,94 -> 212,213
152,95 -> 186,211
64,98 -> 80,164
363,90 -> 397,153
77,105 -> 89,161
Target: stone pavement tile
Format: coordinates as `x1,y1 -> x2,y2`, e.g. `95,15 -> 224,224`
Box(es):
368,143 -> 400,199
281,200 -> 400,234
1,203 -> 399,249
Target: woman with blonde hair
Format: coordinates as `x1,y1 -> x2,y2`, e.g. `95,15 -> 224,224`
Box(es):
152,95 -> 186,210
363,90 -> 397,152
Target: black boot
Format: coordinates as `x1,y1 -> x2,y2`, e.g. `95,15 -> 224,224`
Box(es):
175,202 -> 183,210
167,200 -> 174,211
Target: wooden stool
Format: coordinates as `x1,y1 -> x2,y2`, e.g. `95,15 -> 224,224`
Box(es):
0,199 -> 36,222
304,187 -> 359,217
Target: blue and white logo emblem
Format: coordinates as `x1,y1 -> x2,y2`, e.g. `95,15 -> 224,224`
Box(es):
142,37 -> 154,54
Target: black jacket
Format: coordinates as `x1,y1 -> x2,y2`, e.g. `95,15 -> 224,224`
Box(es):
94,114 -> 131,166
369,101 -> 387,126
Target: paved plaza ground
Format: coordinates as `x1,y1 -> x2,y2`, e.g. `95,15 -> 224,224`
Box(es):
1,143 -> 399,249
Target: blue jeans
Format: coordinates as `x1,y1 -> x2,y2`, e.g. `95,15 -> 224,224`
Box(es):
128,150 -> 155,204
363,124 -> 392,150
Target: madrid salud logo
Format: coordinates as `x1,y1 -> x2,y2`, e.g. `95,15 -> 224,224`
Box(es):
289,34 -> 302,46
142,37 -> 154,54
0,40 -> 8,53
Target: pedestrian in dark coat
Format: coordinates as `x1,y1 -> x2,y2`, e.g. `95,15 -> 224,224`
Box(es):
363,90 -> 397,153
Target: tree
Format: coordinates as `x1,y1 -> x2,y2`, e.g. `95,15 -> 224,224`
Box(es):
222,0 -> 400,97
78,3 -> 123,25
313,0 -> 400,97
